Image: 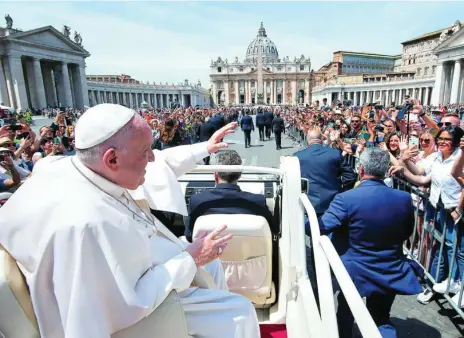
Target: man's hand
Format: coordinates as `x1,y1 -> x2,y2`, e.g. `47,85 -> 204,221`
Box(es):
0,153 -> 14,171
207,122 -> 237,154
185,225 -> 233,267
388,165 -> 404,176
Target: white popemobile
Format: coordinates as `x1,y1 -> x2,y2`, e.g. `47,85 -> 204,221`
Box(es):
0,156 -> 382,338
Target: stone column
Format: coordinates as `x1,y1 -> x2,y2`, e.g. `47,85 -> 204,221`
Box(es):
282,80 -> 286,104
224,81 -> 229,106
3,56 -> 16,108
234,81 -> 239,104
0,57 -> 11,106
450,60 -> 462,104
59,62 -> 73,107
431,63 -> 444,106
72,63 -> 88,109
32,58 -> 46,109
8,56 -> 29,110
292,80 -> 297,104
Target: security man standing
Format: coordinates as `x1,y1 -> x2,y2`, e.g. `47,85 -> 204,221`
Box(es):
256,109 -> 266,141
240,110 -> 254,148
263,109 -> 274,140
272,113 -> 285,150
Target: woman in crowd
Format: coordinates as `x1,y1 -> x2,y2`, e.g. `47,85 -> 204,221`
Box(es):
402,129 -> 438,264
390,125 -> 464,305
159,118 -> 183,150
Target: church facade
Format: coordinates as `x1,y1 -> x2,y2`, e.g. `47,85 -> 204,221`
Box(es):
312,20 -> 464,107
0,15 -> 210,111
210,23 -> 313,106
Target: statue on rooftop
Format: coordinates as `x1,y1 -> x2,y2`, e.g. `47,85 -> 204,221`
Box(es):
63,25 -> 71,38
5,14 -> 13,29
74,31 -> 82,45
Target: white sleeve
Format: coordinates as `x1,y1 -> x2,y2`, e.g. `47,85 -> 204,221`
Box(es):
50,223 -> 197,337
157,142 -> 209,178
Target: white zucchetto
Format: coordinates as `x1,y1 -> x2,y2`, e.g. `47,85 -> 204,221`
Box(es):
75,104 -> 135,150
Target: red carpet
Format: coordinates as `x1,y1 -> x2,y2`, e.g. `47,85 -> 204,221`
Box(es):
259,324 -> 287,338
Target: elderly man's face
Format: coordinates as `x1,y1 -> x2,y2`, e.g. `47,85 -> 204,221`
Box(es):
117,123 -> 154,189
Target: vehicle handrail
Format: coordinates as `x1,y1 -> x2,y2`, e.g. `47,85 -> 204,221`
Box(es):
319,236 -> 382,338
191,165 -> 281,175
299,193 -> 338,338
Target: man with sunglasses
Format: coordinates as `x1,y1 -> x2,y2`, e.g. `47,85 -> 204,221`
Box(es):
412,100 -> 460,130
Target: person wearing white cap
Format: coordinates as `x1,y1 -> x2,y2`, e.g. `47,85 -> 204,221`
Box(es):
0,104 -> 260,338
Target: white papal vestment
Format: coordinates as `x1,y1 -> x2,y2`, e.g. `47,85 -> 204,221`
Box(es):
0,143 -> 260,338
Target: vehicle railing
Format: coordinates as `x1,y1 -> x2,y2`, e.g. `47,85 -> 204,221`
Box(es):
299,193 -> 381,338
345,153 -> 464,319
190,165 -> 282,175
299,193 -> 338,337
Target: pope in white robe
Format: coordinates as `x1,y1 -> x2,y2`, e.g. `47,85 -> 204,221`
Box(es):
0,104 -> 260,338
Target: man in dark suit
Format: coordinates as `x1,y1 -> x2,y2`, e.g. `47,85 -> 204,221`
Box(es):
196,117 -> 216,164
209,113 -> 225,131
184,149 -> 274,242
272,113 -> 285,150
263,110 -> 274,140
256,110 -> 266,141
294,129 -> 356,222
319,148 -> 422,338
240,111 -> 254,148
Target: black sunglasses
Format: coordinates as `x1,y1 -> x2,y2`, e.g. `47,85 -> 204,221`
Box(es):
437,122 -> 452,128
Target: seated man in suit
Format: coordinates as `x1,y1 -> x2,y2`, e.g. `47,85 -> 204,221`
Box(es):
319,148 -> 422,338
185,149 -> 274,242
294,129 -> 356,235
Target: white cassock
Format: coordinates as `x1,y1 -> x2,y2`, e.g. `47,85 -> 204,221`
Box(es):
0,142 -> 260,338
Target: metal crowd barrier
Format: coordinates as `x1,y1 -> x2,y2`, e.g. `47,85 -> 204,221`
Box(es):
286,124 -> 306,148
345,153 -> 464,318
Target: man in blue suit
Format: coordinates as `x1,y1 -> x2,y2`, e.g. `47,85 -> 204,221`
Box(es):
184,149 -> 275,242
294,129 -> 356,222
256,109 -> 266,141
240,110 -> 254,148
319,148 -> 422,338
209,113 -> 225,131
263,110 -> 274,140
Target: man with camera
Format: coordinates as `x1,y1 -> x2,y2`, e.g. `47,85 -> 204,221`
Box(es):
0,150 -> 20,192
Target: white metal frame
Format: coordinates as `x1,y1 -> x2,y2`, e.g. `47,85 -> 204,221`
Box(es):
187,160 -> 381,337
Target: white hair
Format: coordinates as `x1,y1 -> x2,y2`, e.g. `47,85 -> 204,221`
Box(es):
76,115 -> 144,165
32,152 -> 43,164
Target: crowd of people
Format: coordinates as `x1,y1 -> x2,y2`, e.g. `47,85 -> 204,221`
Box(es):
2,98 -> 464,336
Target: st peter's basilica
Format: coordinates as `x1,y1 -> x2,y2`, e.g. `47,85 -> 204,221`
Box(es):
210,23 -> 313,106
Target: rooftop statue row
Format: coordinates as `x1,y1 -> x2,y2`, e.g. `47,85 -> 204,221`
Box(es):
61,25 -> 82,46
211,54 -> 310,66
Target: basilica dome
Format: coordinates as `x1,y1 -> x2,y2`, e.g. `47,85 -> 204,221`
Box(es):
245,23 -> 279,63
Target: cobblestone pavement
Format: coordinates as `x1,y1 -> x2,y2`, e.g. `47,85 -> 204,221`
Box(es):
227,118 -> 464,338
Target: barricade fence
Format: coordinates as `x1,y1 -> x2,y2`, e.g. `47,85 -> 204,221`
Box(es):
345,153 -> 464,318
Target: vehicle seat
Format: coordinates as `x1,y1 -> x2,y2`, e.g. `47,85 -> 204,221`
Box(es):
193,214 -> 275,307
0,244 -> 190,338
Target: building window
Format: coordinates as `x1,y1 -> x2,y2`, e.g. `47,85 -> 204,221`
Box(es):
251,68 -> 255,71
417,68 -> 421,76
300,65 -> 304,71
217,67 -> 222,73
424,67 -> 428,75
229,68 -> 233,73
299,80 -> 305,88
432,66 -> 436,75
267,67 -> 270,71
239,66 -> 244,72
277,66 -> 282,71
287,67 -> 291,71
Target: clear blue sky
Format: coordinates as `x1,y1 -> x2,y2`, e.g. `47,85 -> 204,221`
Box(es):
2,1 -> 463,88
